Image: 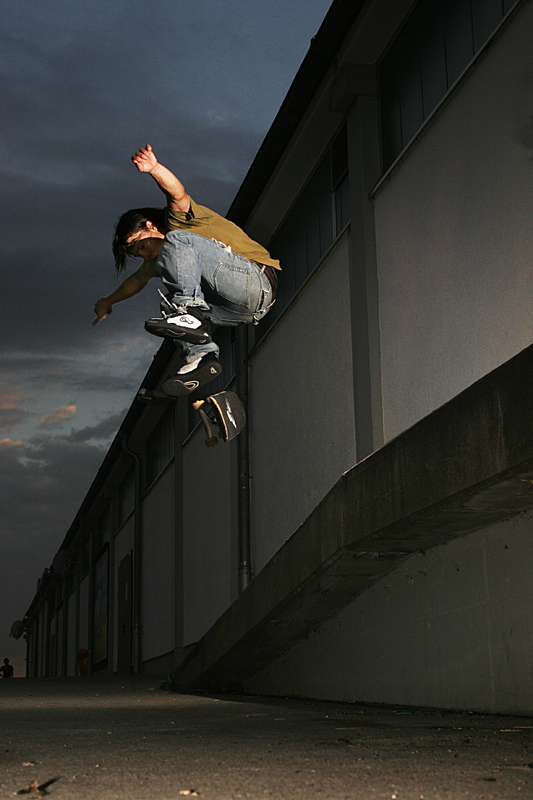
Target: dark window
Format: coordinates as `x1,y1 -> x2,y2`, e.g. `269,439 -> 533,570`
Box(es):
420,0 -> 448,114
472,0 -> 504,50
379,0 -> 517,170
184,128 -> 349,436
257,126 -> 349,338
332,125 -> 350,236
119,469 -> 135,525
146,405 -> 174,486
80,536 -> 91,575
444,0 -> 475,86
95,505 -> 112,554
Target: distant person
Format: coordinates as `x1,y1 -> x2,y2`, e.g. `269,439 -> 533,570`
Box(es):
93,144 -> 280,396
0,658 -> 14,678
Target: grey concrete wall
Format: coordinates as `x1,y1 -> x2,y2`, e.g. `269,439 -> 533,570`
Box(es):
249,234 -> 357,574
182,426 -> 237,645
142,466 -> 175,661
112,519 -> 134,671
375,0 -> 533,441
35,610 -> 44,676
244,509 -> 533,714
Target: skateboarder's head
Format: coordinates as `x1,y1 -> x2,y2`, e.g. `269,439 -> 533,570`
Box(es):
113,207 -> 167,273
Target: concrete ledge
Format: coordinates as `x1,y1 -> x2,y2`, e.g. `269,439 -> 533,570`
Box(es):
174,343 -> 533,690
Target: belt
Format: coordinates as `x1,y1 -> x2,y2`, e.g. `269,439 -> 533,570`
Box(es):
255,263 -> 277,301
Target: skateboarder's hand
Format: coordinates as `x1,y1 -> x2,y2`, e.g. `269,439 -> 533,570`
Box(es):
93,297 -> 113,325
131,144 -> 191,213
132,144 -> 158,173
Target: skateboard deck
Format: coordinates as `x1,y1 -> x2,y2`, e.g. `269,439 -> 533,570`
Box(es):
137,387 -> 246,447
193,391 -> 246,447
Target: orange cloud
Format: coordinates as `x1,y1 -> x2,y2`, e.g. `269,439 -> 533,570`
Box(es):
39,404 -> 77,428
0,388 -> 27,410
0,438 -> 23,448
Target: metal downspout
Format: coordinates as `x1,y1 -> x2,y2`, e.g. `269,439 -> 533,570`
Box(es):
236,326 -> 252,591
120,435 -> 143,673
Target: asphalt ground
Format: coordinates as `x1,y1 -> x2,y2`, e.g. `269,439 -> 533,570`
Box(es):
1,676 -> 533,799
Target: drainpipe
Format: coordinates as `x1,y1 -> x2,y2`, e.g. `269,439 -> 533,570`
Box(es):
236,326 -> 252,591
120,435 -> 143,673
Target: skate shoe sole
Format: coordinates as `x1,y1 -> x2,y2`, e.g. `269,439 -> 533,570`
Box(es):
161,357 -> 222,397
144,316 -> 212,344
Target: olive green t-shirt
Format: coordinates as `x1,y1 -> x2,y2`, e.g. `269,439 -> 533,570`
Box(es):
138,197 -> 280,279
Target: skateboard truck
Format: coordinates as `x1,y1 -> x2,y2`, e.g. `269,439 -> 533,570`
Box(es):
192,399 -> 219,446
137,388 -> 169,403
193,391 -> 246,447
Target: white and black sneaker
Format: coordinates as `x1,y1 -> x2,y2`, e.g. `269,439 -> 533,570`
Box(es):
145,307 -> 212,344
161,353 -> 222,397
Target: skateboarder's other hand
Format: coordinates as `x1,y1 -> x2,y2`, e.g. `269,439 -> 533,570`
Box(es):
93,297 -> 113,325
132,144 -> 157,173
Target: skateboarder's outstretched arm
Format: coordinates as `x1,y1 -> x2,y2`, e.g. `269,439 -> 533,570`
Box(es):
93,266 -> 152,325
131,144 -> 190,214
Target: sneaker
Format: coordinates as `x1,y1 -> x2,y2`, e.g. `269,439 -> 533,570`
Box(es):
161,353 -> 222,397
145,307 -> 211,344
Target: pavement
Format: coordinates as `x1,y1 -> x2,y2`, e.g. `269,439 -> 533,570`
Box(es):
1,676 -> 533,799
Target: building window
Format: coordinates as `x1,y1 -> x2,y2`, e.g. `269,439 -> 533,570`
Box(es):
258,125 -> 349,338
146,406 -> 174,486
119,469 -> 135,526
332,125 -> 349,236
95,505 -> 112,556
379,0 -> 519,171
80,536 -> 90,575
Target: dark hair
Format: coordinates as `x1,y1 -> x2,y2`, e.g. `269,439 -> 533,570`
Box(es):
112,207 -> 167,273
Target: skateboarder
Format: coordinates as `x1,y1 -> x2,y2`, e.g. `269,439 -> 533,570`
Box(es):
0,658 -> 14,678
93,145 -> 280,395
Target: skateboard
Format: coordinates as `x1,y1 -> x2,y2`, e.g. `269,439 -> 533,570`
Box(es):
192,391 -> 246,447
137,388 -> 246,447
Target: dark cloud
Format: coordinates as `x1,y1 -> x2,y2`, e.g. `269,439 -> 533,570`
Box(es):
0,388 -> 32,432
0,347 -> 152,395
0,407 -> 33,433
0,420 -> 117,543
0,0 -> 333,669
66,410 -> 128,443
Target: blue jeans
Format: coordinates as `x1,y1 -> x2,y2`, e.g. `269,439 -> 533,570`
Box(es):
155,230 -> 275,361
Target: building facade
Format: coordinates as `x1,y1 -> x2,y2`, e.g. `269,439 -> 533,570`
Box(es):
22,0 -> 533,713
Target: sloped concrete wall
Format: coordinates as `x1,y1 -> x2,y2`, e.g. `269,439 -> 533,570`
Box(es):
172,342 -> 533,712
243,509 -> 533,714
375,0 -> 533,441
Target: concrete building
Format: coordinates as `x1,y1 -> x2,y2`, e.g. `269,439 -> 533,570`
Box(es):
21,0 -> 533,714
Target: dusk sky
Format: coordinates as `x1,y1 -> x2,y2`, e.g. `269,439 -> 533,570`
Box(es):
0,0 -> 333,675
